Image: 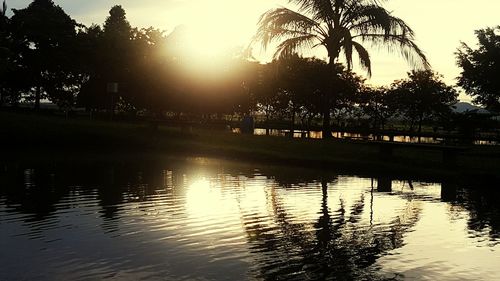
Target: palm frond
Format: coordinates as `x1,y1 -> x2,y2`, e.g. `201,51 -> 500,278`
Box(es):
273,34 -> 319,60
258,27 -> 317,46
254,7 -> 320,50
340,28 -> 354,70
288,0 -> 336,23
357,33 -> 430,70
344,4 -> 427,71
253,0 -> 428,77
347,5 -> 414,39
352,41 -> 372,76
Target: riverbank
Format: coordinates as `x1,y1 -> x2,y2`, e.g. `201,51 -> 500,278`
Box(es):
1,111 -> 499,180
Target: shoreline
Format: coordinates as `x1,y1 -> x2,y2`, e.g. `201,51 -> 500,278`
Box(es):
1,111 -> 499,181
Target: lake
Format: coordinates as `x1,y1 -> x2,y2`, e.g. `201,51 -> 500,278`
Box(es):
1,157 -> 499,280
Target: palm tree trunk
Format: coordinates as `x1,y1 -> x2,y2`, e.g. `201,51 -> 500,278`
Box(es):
317,179 -> 331,245
323,55 -> 338,139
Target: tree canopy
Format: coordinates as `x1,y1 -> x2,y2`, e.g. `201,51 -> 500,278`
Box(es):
456,26 -> 500,111
253,0 -> 430,137
10,0 -> 78,110
254,0 -> 429,73
103,5 -> 132,41
0,0 -> 485,142
390,70 -> 458,136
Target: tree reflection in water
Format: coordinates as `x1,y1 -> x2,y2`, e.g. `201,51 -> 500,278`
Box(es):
241,178 -> 422,280
2,159 -> 500,279
443,182 -> 500,243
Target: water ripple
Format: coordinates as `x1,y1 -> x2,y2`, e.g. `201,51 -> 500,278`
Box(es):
0,162 -> 499,280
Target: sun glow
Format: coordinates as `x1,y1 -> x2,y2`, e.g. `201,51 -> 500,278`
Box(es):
164,0 -> 273,63
182,25 -> 231,58
166,23 -> 241,74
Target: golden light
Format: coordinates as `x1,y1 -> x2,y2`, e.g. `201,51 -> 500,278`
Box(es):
182,25 -> 230,58
185,176 -> 269,219
169,1 -> 246,61
185,178 -> 229,216
162,0 -> 276,67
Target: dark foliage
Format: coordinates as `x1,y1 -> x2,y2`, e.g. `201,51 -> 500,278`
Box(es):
457,27 -> 500,111
0,0 -> 492,142
10,0 -> 79,110
390,70 -> 458,136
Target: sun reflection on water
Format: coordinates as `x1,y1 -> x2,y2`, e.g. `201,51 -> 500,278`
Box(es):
1,159 -> 500,280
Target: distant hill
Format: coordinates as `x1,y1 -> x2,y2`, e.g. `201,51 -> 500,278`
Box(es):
452,102 -> 490,114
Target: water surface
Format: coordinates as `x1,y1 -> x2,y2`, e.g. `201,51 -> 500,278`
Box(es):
0,158 -> 499,280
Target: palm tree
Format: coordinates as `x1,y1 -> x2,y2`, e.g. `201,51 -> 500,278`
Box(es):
254,0 -> 430,138
240,178 -> 422,280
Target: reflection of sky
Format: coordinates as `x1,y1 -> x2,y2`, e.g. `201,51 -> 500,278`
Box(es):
182,174 -> 500,280
1,162 -> 500,280
378,203 -> 500,280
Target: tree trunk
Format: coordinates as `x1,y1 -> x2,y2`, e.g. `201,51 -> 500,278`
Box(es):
323,54 -> 338,140
0,88 -> 4,107
290,108 -> 295,138
418,115 -> 423,143
322,110 -> 331,139
316,179 -> 332,247
35,85 -> 41,111
109,92 -> 115,120
265,112 -> 270,136
307,115 -> 313,138
266,105 -> 270,136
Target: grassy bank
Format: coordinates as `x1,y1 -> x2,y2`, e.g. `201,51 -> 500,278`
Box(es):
1,111 -> 499,179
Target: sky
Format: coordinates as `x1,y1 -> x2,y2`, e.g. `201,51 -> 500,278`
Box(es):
5,0 -> 500,102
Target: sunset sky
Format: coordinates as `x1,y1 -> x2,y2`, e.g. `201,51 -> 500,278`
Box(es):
6,0 -> 500,101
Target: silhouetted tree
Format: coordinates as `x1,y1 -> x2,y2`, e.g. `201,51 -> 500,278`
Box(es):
275,55 -> 360,137
10,0 -> 78,110
448,111 -> 496,143
254,0 -> 429,138
75,24 -> 106,110
390,70 -> 458,140
456,26 -> 500,111
254,62 -> 281,134
358,86 -> 397,130
256,57 -> 364,136
0,0 -> 11,105
78,6 -> 171,115
126,27 -> 170,114
295,58 -> 329,134
163,29 -> 260,117
103,5 -> 132,43
0,0 -> 7,34
330,65 -> 365,130
275,55 -> 318,136
78,5 -> 138,114
101,5 -> 133,113
241,179 -> 422,280
231,57 -> 262,115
